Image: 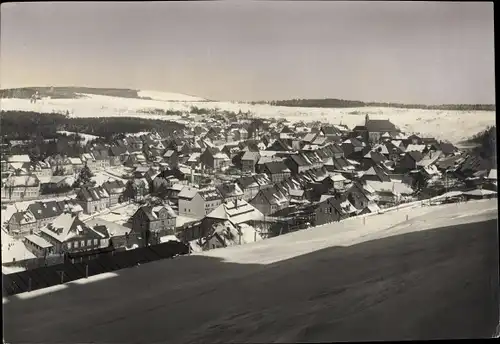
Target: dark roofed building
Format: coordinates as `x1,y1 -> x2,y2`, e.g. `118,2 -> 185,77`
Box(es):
364,114 -> 400,143
262,161 -> 291,183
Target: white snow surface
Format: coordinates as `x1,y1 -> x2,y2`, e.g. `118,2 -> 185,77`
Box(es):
0,92 -> 495,144
137,90 -> 206,102
198,199 -> 498,265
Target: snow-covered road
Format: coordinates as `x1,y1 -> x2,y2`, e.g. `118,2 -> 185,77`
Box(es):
3,199 -> 498,342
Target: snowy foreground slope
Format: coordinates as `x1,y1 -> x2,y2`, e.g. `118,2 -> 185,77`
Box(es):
4,199 -> 499,342
0,90 -> 495,143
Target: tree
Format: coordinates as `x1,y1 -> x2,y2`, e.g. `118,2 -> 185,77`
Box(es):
73,164 -> 94,188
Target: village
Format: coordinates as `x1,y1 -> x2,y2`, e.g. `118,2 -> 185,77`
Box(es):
1,112 -> 497,273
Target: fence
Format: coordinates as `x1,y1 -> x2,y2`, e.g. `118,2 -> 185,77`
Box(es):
2,240 -> 189,296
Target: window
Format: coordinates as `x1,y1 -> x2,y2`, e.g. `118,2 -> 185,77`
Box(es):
81,240 -> 85,247
74,241 -> 79,248
87,240 -> 92,246
66,243 -> 71,249
93,239 -> 98,245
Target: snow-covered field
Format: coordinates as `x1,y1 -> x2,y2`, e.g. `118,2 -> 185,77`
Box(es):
137,90 -> 206,102
3,199 -> 498,342
1,90 -> 495,144
57,131 -> 101,143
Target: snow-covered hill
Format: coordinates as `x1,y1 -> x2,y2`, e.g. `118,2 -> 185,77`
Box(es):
3,200 -> 498,342
0,89 -> 495,144
137,90 -> 206,102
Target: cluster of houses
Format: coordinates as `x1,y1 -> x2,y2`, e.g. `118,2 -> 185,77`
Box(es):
2,113 -> 497,263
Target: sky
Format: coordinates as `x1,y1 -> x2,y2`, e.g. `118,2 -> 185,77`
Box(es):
0,1 -> 495,104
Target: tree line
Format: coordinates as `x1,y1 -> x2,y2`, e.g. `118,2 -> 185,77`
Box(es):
0,110 -> 185,161
251,98 -> 495,111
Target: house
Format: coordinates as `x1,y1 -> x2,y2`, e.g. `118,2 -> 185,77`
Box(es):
236,174 -> 270,201
365,180 -> 414,205
250,186 -> 289,216
262,161 -> 291,183
187,152 -> 202,167
438,142 -> 459,157
178,186 -> 223,218
2,174 -> 40,201
206,199 -> 265,228
200,147 -> 231,171
267,139 -> 293,152
125,136 -> 143,152
285,154 -> 313,175
76,186 -> 110,214
341,138 -> 365,158
364,115 -> 400,143
344,181 -> 377,211
91,147 -> 111,170
361,165 -> 391,183
130,205 -> 177,246
7,210 -> 38,238
109,145 -> 129,165
56,199 -> 84,216
68,157 -> 84,174
241,151 -> 260,174
39,212 -> 110,254
163,150 -> 179,167
80,153 -> 98,171
302,196 -> 348,226
362,150 -> 388,170
102,180 -> 126,207
216,182 -> 244,203
86,218 -> 131,250
399,151 -> 424,171
195,220 -> 260,251
27,201 -> 64,230
289,188 -> 306,203
321,126 -> 343,140
23,234 -> 54,258
30,161 -> 53,184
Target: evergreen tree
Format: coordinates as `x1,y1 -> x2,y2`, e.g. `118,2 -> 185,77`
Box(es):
73,164 -> 94,188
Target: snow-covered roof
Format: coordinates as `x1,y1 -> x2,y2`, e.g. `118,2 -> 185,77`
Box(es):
24,234 -> 53,248
206,199 -> 264,225
178,186 -> 199,200
331,174 -> 347,182
488,169 -> 497,180
365,181 -> 414,195
406,144 -> 426,152
159,235 -> 180,243
68,157 -> 83,165
7,155 -> 30,163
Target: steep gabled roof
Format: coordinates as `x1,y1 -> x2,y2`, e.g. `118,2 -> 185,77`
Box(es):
365,119 -> 399,133
27,201 -> 63,220
263,161 -> 291,174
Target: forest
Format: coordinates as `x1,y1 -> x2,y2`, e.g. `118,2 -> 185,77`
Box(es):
251,98 -> 495,111
466,125 -> 497,165
0,110 -> 185,141
0,110 -> 185,161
